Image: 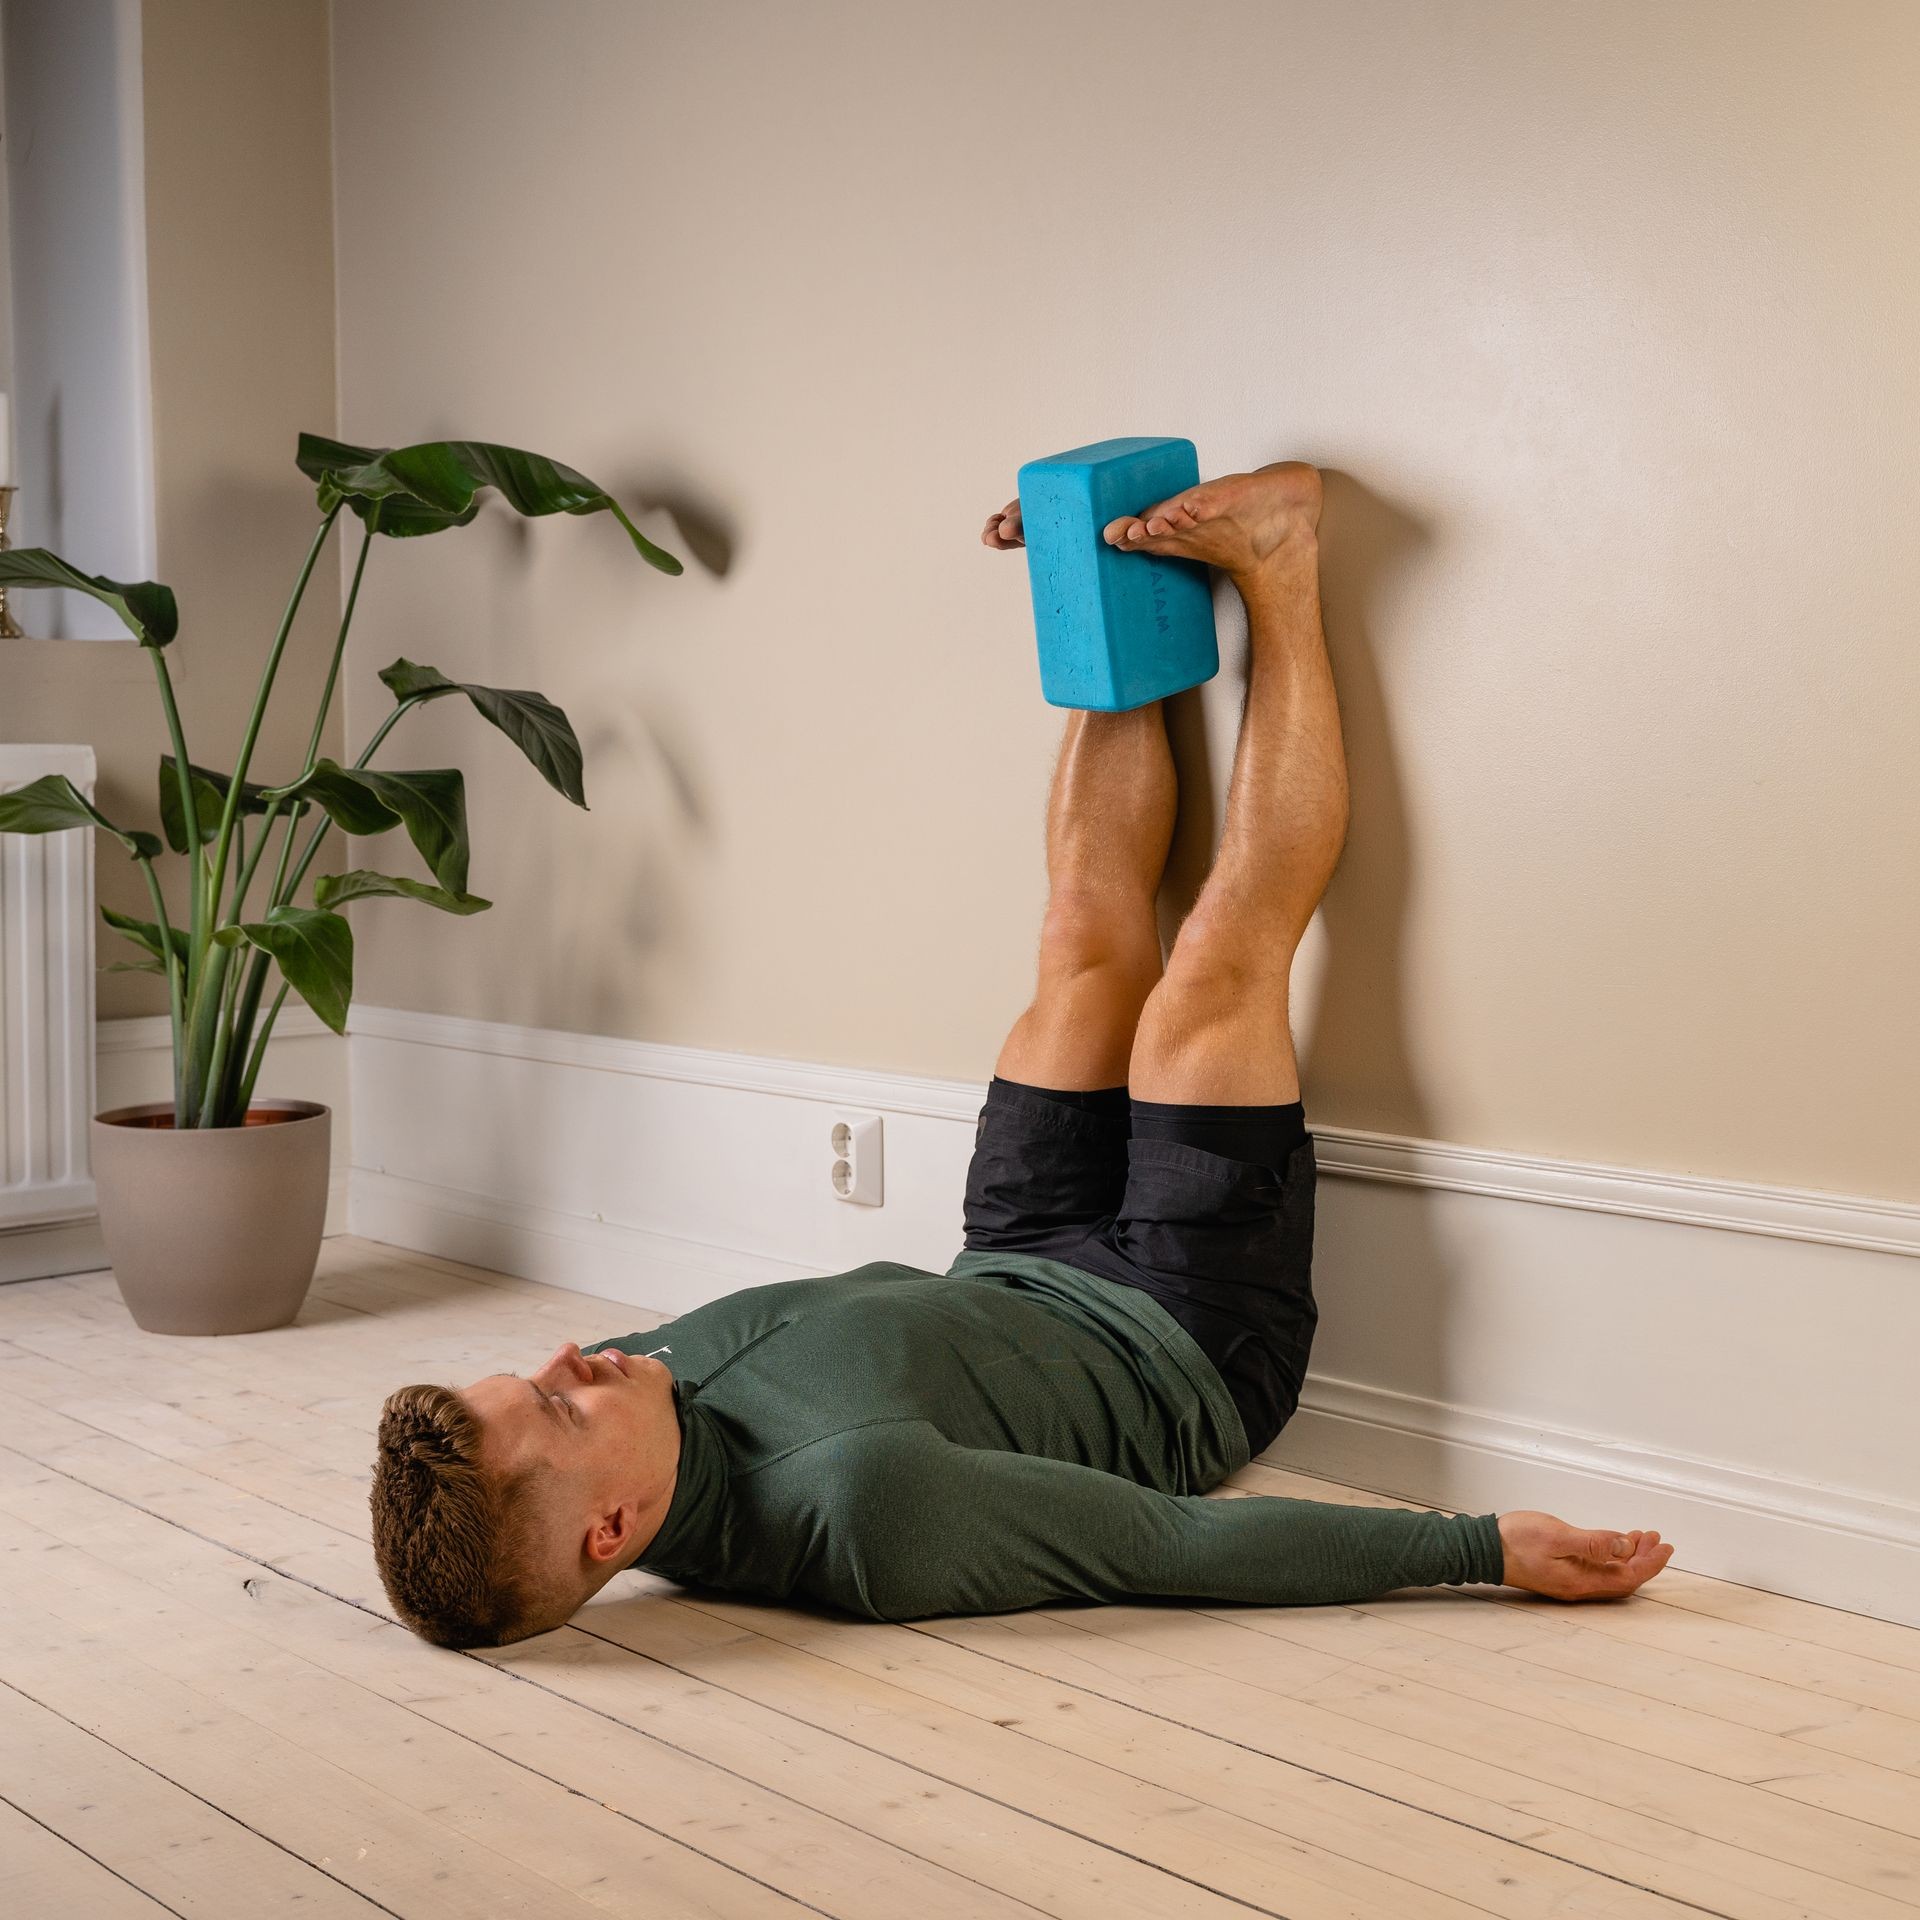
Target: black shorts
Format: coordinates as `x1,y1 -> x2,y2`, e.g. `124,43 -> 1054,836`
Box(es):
960,1078 -> 1319,1457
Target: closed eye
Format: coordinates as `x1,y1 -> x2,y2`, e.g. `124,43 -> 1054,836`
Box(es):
517,1375 -> 580,1426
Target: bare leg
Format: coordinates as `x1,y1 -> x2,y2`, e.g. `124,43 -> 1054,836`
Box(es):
993,703 -> 1177,1090
1119,462 -> 1348,1104
1071,469 -> 1675,1600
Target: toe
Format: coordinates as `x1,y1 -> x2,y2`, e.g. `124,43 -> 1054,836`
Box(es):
982,500 -> 1023,547
1105,511 -> 1209,558
1139,493 -> 1196,537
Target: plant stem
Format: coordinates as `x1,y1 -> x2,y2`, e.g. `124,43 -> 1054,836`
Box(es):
356,701 -> 412,767
220,936 -> 280,1122
198,941 -> 246,1128
266,805 -> 300,908
225,782 -> 304,1088
149,644 -> 202,974
234,980 -> 290,1117
304,523 -> 373,770
134,854 -> 186,1122
200,506 -> 339,960
224,807 -> 293,1104
218,526 -> 375,1123
184,505 -> 340,1120
277,697 -> 416,906
228,800 -> 283,925
249,516 -> 373,927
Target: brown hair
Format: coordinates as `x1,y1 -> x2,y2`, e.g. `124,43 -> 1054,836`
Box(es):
371,1382 -> 575,1648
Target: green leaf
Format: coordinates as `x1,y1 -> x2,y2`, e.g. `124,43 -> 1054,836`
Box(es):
295,433 -> 683,573
0,774 -> 162,859
292,436 -> 478,537
101,903 -> 188,966
263,759 -> 471,894
158,756 -> 300,854
0,549 -> 178,645
314,869 -> 491,915
260,760 -> 397,836
377,657 -> 587,807
102,958 -> 166,975
222,906 -> 353,1035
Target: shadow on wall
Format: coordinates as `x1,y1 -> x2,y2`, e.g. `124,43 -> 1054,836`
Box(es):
1257,468 -> 1459,1470
1298,467 -> 1459,1473
1157,681 -> 1217,938
419,475 -> 736,1225
1305,467 -> 1433,1135
617,475 -> 738,580
476,484 -> 731,1030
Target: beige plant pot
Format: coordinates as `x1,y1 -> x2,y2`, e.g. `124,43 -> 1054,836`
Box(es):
90,1098 -> 331,1335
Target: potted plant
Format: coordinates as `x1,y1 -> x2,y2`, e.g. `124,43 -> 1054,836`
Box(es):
0,434 -> 682,1333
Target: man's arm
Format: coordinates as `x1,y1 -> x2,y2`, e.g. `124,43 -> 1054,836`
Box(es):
787,1420 -> 1504,1622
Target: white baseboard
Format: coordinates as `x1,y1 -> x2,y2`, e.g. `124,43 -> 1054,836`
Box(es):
1275,1376 -> 1920,1629
343,1004 -> 1920,1628
0,1009 -> 352,1285
350,1167 -> 815,1319
0,1215 -> 109,1287
1,1167 -> 353,1286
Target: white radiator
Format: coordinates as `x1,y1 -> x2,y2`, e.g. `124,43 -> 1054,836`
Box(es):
1,744 -> 98,1241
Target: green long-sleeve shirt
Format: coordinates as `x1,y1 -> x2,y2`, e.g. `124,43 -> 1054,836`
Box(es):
584,1252 -> 1503,1620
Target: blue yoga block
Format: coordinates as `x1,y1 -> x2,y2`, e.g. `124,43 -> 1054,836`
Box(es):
1016,436 -> 1219,711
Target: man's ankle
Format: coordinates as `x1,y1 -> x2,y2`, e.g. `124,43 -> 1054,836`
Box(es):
1232,533 -> 1319,605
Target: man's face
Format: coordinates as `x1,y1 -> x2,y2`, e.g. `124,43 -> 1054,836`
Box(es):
460,1341 -> 680,1571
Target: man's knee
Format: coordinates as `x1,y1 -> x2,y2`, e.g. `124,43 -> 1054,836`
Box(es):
1139,948 -> 1282,1046
1129,929 -> 1297,1098
1036,889 -> 1161,992
1162,899 -> 1296,999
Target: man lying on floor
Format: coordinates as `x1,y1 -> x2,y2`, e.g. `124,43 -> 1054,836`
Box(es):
370,459 -> 1674,1649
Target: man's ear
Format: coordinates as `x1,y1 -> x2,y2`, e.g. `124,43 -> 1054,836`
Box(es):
583,1502 -> 636,1567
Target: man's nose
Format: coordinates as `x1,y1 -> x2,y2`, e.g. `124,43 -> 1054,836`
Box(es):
535,1341 -> 588,1384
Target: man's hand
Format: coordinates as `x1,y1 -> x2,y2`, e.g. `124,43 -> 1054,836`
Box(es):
981,498 -> 1024,549
1498,1509 -> 1674,1600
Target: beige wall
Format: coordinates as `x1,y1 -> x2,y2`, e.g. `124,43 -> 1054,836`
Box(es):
2,0 -> 339,1019
329,0 -> 1920,1202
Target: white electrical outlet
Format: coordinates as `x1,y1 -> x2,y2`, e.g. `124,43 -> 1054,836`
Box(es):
830,1111 -> 883,1205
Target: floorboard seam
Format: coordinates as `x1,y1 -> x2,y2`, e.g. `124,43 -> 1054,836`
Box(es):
0,1678 -> 402,1919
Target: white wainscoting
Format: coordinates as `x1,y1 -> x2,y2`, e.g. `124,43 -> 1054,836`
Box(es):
0,1006 -> 352,1284
347,1003 -> 1920,1628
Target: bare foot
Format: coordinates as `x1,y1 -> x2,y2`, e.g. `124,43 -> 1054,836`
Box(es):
982,498 -> 1024,550
1102,460 -> 1322,580
1498,1510 -> 1675,1601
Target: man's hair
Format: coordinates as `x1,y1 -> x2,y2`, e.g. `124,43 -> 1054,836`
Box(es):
371,1382 -> 578,1648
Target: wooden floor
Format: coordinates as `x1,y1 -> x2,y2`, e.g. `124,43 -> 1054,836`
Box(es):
2,1241 -> 1918,1920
